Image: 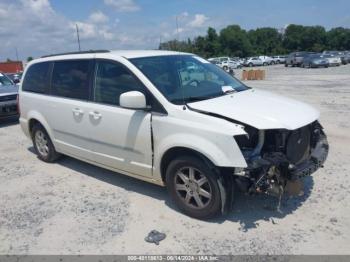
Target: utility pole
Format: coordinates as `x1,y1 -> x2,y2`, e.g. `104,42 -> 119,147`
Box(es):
76,24 -> 81,51
15,47 -> 19,61
176,16 -> 180,51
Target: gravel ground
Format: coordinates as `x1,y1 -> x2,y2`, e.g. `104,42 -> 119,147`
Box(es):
0,64 -> 350,255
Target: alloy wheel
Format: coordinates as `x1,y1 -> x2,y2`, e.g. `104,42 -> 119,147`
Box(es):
174,166 -> 212,209
35,130 -> 49,157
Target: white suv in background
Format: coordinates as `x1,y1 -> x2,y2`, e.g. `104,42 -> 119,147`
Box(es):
243,57 -> 263,67
258,56 -> 275,65
19,50 -> 328,219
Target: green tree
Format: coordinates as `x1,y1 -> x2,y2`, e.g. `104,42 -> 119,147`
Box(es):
248,27 -> 284,55
302,26 -> 327,51
219,25 -> 252,57
283,24 -> 306,52
27,56 -> 34,62
326,27 -> 350,50
205,27 -> 221,57
159,23 -> 350,59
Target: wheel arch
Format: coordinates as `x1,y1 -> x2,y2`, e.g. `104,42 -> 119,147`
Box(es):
26,111 -> 55,142
159,147 -> 215,183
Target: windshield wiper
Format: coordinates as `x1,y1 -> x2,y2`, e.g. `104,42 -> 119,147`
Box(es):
223,89 -> 237,94
170,96 -> 214,104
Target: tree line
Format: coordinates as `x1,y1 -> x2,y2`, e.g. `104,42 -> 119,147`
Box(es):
159,24 -> 350,58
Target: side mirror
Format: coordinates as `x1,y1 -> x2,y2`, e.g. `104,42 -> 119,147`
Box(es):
120,91 -> 147,110
13,79 -> 20,84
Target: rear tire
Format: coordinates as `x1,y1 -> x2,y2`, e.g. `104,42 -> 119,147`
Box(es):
32,124 -> 61,163
165,156 -> 222,219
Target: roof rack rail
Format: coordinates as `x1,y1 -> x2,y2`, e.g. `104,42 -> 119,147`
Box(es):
41,50 -> 110,58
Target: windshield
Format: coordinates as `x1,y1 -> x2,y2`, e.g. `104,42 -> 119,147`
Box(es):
129,55 -> 248,104
0,73 -> 14,86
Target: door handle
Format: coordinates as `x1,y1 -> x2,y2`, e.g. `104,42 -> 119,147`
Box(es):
72,108 -> 84,116
89,111 -> 102,120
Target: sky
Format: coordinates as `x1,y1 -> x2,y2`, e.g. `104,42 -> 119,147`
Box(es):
1,0 -> 350,60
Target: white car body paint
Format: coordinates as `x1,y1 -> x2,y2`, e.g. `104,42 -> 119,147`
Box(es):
19,50 -> 320,186
188,89 -> 319,130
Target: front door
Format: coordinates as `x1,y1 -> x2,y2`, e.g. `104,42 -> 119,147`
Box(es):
87,59 -> 153,177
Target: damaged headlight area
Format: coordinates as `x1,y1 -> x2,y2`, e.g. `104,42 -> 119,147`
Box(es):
233,121 -> 329,197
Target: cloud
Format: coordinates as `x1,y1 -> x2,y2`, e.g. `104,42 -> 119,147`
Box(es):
89,10 -> 109,24
0,0 -> 122,59
188,14 -> 209,28
104,0 -> 140,12
169,12 -> 210,39
73,22 -> 98,39
0,2 -> 209,60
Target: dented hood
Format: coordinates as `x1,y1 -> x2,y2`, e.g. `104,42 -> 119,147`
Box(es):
188,89 -> 319,130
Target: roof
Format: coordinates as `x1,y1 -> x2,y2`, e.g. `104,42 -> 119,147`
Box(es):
110,50 -> 191,58
40,49 -> 191,60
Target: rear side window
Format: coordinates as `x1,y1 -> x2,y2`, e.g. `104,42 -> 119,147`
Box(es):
22,62 -> 51,93
94,60 -> 145,106
51,60 -> 90,100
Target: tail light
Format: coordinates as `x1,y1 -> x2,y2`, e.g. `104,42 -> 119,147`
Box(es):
16,94 -> 20,116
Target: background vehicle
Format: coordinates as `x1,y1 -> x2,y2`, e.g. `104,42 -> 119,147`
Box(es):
285,52 -> 313,67
301,54 -> 329,68
258,56 -> 274,65
217,57 -> 242,70
321,54 -> 341,66
19,50 -> 328,219
0,72 -> 18,119
322,51 -> 347,65
6,73 -> 22,84
345,51 -> 350,63
243,57 -> 263,67
272,55 -> 286,64
209,57 -> 242,70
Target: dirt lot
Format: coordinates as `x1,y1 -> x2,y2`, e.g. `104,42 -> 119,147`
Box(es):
1,64 -> 350,255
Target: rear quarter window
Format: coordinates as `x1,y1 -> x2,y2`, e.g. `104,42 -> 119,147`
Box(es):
22,62 -> 51,93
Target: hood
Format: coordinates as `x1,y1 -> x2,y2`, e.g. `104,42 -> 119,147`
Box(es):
188,89 -> 319,130
0,84 -> 18,95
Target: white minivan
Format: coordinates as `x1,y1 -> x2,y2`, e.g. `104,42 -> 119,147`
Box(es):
19,50 -> 328,218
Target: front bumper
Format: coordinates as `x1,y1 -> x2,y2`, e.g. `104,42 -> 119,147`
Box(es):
0,101 -> 18,118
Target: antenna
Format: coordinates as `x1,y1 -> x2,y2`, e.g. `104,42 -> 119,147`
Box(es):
76,24 -> 81,51
176,16 -> 180,51
15,47 -> 19,61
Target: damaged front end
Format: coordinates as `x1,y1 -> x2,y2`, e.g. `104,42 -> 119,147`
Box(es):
233,121 -> 329,198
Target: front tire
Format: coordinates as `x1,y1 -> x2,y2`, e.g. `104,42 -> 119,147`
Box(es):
32,124 -> 61,162
166,156 -> 222,219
